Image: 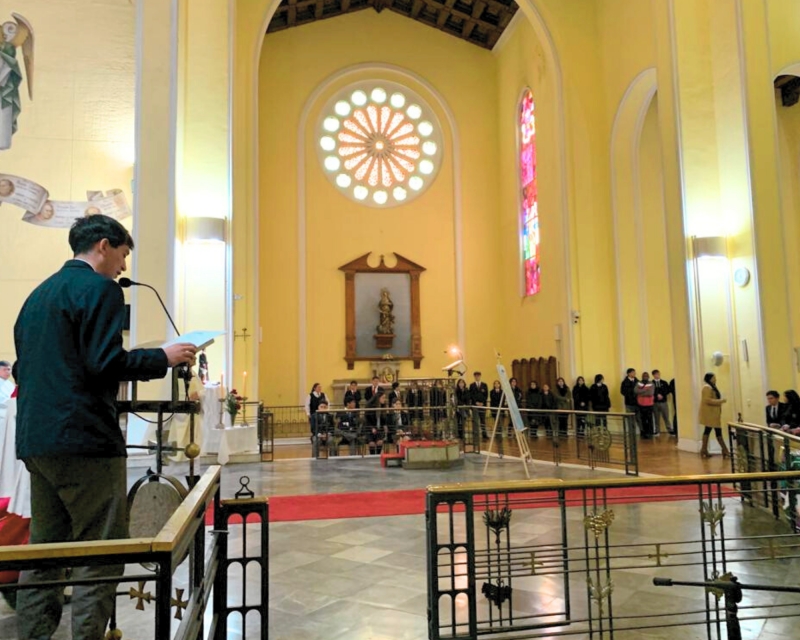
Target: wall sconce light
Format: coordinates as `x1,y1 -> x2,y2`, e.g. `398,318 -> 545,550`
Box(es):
692,236 -> 727,259
184,216 -> 226,243
711,351 -> 724,366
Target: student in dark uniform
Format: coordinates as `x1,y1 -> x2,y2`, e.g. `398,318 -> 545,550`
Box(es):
572,376 -> 591,437
589,374 -> 611,427
525,381 -> 542,437
335,399 -> 361,455
431,380 -> 446,425
344,380 -> 362,408
367,393 -> 389,453
490,380 -> 504,433
406,380 -> 423,423
540,383 -> 556,437
455,378 -> 470,440
469,371 -> 489,439
388,381 -> 402,406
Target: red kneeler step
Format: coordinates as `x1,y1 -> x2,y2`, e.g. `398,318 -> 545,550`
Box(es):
380,451 -> 404,468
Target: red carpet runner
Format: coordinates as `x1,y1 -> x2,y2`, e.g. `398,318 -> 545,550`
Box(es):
206,484 -> 737,524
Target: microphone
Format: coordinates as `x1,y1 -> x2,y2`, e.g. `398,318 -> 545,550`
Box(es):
119,277 -> 192,387
119,278 -> 180,337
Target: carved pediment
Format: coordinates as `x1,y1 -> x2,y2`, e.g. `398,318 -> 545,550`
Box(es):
338,252 -> 426,274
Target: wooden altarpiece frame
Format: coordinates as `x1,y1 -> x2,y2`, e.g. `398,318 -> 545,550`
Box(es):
339,253 -> 425,370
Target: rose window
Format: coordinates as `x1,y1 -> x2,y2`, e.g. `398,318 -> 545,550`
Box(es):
317,81 -> 443,207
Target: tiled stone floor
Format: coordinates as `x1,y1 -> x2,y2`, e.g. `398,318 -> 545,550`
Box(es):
1,456 -> 799,639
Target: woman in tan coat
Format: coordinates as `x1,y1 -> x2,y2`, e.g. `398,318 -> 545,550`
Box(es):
699,372 -> 729,458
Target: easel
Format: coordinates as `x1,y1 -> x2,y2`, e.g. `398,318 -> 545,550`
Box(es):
482,359 -> 534,478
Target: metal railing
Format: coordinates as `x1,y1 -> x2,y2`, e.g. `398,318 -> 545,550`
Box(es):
0,467 -> 268,639
426,471 -> 800,639
276,403 -> 640,474
464,406 -> 638,475
728,421 -> 800,531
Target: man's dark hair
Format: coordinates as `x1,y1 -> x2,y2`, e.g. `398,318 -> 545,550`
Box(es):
392,381 -> 399,389
474,371 -> 482,376
372,376 -> 379,381
0,360 -> 10,367
652,369 -> 660,375
69,215 -> 134,256
767,390 -> 780,399
350,380 -> 358,385
626,368 -> 636,375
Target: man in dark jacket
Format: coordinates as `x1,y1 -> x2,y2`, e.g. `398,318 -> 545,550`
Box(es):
469,371 -> 489,439
620,368 -> 641,434
13,215 -> 196,640
766,390 -> 787,426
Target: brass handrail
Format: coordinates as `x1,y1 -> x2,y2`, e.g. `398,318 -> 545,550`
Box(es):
426,470 -> 800,495
464,404 -> 635,417
0,466 -> 222,562
729,421 -> 800,442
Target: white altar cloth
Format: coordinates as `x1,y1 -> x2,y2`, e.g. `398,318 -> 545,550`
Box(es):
0,398 -> 31,518
216,425 -> 259,465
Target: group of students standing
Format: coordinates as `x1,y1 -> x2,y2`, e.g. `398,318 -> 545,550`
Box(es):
453,372 -> 615,439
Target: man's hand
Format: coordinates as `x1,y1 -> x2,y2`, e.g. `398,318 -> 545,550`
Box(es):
163,343 -> 198,368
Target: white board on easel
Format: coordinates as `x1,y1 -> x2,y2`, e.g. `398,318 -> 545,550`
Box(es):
482,360 -> 534,478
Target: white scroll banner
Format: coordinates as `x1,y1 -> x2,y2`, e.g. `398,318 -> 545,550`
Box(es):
0,173 -> 131,228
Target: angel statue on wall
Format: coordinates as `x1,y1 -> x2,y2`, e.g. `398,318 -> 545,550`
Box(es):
376,288 -> 395,335
0,13 -> 34,151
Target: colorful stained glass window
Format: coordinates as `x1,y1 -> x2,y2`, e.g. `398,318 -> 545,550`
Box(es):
520,89 -> 540,295
317,82 -> 443,208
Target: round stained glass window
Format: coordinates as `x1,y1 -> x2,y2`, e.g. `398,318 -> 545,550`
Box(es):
316,81 -> 444,208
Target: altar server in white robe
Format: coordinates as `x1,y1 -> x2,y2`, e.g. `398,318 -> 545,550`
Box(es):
0,360 -> 14,422
0,361 -> 29,517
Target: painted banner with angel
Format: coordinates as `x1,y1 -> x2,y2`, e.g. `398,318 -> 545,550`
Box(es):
0,13 -> 33,151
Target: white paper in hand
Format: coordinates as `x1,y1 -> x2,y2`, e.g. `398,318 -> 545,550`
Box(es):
162,331 -> 224,351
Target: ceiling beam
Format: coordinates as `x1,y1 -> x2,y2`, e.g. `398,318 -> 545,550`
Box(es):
462,0 -> 485,38
435,0 -> 457,27
288,0 -> 298,26
410,0 -> 424,18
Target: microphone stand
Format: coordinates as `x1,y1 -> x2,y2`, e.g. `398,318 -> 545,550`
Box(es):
118,278 -> 200,488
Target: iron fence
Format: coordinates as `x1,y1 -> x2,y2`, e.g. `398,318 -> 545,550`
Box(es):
426,471 -> 800,639
728,421 -> 800,531
0,466 -> 268,639
468,406 -> 638,475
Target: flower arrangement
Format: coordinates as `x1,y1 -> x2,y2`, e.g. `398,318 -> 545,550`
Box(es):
225,389 -> 244,421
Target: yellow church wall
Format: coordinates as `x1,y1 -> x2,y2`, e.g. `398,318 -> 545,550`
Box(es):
765,0 -> 800,394
0,0 -> 136,365
776,100 -> 800,368
637,98 -> 675,377
257,11 -> 501,403
495,1 -> 625,397
494,17 -> 570,379
767,0 -> 800,76
175,0 -> 230,379
738,0 -> 796,394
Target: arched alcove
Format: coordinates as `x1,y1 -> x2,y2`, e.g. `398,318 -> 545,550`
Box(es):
231,0 -> 576,398
257,55 -> 463,398
610,68 -> 659,371
774,65 -> 800,353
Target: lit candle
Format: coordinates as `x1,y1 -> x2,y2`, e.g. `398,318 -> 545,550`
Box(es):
219,373 -> 225,400
242,371 -> 247,398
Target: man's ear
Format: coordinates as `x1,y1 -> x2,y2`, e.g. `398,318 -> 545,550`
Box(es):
96,238 -> 110,254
